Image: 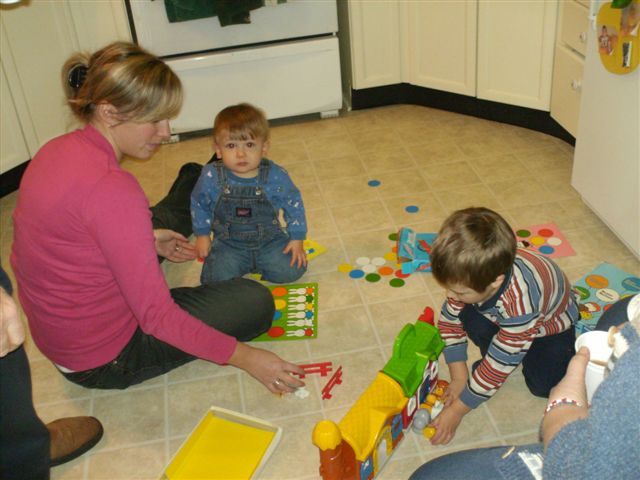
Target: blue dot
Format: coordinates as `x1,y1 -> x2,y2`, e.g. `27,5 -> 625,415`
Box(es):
349,269 -> 365,279
273,310 -> 282,320
405,205 -> 419,213
368,180 -> 381,187
307,248 -> 315,254
538,245 -> 554,255
305,311 -> 314,319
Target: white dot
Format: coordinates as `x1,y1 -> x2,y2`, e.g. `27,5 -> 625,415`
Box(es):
356,257 -> 371,266
371,257 -> 386,266
362,264 -> 377,273
547,237 -> 563,246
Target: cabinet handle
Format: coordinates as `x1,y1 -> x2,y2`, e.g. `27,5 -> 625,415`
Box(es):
571,79 -> 582,91
579,32 -> 587,43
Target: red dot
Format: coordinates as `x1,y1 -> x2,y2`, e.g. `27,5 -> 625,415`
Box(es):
268,326 -> 285,337
395,269 -> 411,279
538,228 -> 554,237
304,329 -> 314,336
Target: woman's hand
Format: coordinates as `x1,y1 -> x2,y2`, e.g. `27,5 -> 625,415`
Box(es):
153,229 -> 196,263
283,240 -> 307,269
227,343 -> 306,394
0,287 -> 25,357
542,346 -> 590,450
547,346 -> 590,405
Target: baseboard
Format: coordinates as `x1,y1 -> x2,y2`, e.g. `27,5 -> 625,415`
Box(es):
1,160 -> 29,198
351,83 -> 575,146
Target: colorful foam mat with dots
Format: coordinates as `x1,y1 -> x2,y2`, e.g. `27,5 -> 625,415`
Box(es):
252,283 -> 319,341
573,263 -> 640,334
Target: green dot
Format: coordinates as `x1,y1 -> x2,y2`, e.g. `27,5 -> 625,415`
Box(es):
388,232 -> 398,241
365,273 -> 381,283
516,229 -> 531,238
574,286 -> 590,300
389,278 -> 405,288
306,295 -> 314,302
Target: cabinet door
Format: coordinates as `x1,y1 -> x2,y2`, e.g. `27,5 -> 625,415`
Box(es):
1,2 -> 79,155
347,1 -> 402,89
0,0 -> 129,168
477,0 -> 557,110
407,0 -> 477,96
0,62 -> 30,173
550,46 -> 584,137
67,0 -> 131,52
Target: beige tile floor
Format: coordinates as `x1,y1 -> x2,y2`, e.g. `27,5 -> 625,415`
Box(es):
1,104 -> 639,480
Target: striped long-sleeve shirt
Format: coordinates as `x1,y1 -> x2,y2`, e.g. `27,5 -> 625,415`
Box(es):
439,249 -> 579,408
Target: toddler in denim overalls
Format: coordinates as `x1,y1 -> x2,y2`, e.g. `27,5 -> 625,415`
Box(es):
191,104 -> 307,284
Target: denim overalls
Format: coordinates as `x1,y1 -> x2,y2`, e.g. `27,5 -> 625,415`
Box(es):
200,159 -> 306,284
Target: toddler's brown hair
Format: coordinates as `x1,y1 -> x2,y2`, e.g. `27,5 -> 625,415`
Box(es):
431,207 -> 516,292
213,103 -> 269,143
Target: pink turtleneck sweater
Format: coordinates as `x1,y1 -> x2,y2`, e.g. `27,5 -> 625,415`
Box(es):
11,124 -> 236,371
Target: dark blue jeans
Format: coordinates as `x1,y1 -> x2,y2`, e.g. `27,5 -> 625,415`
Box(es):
204,233 -> 306,284
460,304 -> 575,397
0,347 -> 50,480
410,443 -> 544,480
62,163 -> 275,390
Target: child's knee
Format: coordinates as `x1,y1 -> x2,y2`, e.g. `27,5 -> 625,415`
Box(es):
262,264 -> 306,284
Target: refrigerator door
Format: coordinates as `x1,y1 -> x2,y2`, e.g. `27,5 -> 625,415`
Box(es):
571,1 -> 640,257
128,1 -> 338,57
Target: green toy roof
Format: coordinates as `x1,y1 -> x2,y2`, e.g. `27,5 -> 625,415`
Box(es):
382,320 -> 445,397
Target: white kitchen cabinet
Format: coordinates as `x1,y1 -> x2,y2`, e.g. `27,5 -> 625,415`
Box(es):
407,0 -> 477,97
0,61 -> 30,174
0,0 -> 130,176
345,0 -> 402,89
477,1 -> 557,109
342,0 -> 558,110
550,0 -> 590,137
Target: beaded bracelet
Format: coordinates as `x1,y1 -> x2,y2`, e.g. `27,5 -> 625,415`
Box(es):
544,397 -> 584,415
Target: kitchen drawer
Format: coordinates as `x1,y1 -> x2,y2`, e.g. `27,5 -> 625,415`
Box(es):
561,0 -> 589,57
551,45 -> 584,137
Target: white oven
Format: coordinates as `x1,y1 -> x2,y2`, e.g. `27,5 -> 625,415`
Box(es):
127,0 -> 342,134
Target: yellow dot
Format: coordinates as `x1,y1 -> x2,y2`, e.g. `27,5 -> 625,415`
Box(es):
274,299 -> 287,310
383,252 -> 397,262
530,236 -> 545,246
306,303 -> 314,310
338,263 -> 353,273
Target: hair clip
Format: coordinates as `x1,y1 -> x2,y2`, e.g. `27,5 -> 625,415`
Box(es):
68,65 -> 88,90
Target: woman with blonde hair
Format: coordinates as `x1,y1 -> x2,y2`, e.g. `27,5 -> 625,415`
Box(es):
11,42 -> 304,395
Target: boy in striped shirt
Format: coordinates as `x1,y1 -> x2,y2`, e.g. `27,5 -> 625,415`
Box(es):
428,207 -> 578,445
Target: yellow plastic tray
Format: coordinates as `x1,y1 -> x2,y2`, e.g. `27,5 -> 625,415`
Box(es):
162,406 -> 282,480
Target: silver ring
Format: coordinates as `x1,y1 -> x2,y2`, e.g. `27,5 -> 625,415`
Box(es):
175,245 -> 181,252
273,379 -> 282,387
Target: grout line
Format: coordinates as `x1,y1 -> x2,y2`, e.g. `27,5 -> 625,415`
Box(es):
238,371 -> 246,413
163,374 -> 170,464
482,402 -> 504,438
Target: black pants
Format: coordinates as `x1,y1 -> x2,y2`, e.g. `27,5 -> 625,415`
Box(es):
595,295 -> 633,331
0,347 -> 50,480
460,304 -> 576,398
62,162 -> 275,389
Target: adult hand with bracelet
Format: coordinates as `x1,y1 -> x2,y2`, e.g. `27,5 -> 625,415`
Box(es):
541,346 -> 590,450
